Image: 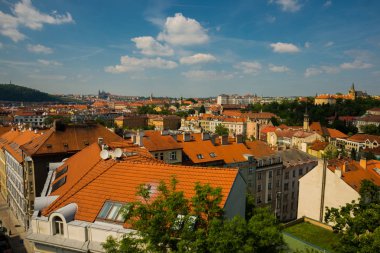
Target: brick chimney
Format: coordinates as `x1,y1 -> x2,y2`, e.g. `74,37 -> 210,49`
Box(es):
220,135 -> 228,145
360,157 -> 367,170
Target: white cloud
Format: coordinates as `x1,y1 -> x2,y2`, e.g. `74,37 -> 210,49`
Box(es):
304,67 -> 322,77
321,65 -> 340,74
324,41 -> 334,47
105,55 -> 178,73
27,44 -> 53,54
37,59 -> 62,66
269,0 -> 302,13
0,0 -> 74,42
131,36 -> 174,56
323,1 -> 332,7
182,70 -> 233,80
270,42 -> 300,53
340,60 -> 372,70
234,61 -> 262,75
157,13 -> 209,46
180,53 -> 216,65
266,15 -> 276,23
268,64 -> 290,73
304,42 -> 311,48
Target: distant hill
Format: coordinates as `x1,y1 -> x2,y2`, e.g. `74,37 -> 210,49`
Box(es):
0,83 -> 61,102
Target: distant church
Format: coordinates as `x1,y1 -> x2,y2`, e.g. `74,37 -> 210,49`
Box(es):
314,83 -> 368,105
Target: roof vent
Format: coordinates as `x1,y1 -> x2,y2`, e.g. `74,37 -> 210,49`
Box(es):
100,150 -> 110,160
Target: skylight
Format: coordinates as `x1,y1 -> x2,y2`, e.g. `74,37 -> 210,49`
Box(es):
209,152 -> 216,158
97,201 -> 125,222
196,154 -> 204,159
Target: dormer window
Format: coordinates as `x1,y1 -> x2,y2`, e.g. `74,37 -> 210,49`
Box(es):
196,154 -> 204,159
52,216 -> 64,236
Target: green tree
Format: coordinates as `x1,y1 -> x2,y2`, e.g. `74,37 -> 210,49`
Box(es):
325,180 -> 380,253
103,178 -> 285,253
361,124 -> 380,135
271,116 -> 280,126
198,105 -> 206,114
215,124 -> 229,136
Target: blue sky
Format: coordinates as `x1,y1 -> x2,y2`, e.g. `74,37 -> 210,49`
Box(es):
0,0 -> 379,97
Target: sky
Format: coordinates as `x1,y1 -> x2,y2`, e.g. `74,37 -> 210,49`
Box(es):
0,0 -> 380,97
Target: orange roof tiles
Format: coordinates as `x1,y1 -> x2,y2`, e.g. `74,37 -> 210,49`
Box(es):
21,124 -> 123,156
142,131 -> 182,151
245,140 -> 275,158
327,128 -> 348,139
42,143 -> 238,224
309,140 -> 329,151
347,134 -> 380,143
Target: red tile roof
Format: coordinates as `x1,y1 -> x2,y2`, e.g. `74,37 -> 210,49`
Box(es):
346,134 -> 380,143
327,128 -> 348,139
21,124 -> 123,156
42,143 -> 239,225
245,140 -> 275,158
142,131 -> 182,151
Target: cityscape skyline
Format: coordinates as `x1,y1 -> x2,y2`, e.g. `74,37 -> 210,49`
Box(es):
0,0 -> 380,97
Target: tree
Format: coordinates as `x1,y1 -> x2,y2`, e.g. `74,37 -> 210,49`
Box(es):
270,116 -> 280,126
325,180 -> 380,253
102,178 -> 285,253
361,124 -> 380,135
198,105 -> 206,114
215,124 -> 229,136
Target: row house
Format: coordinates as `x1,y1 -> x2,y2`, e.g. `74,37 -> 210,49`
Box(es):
355,114 -> 380,132
27,141 -> 246,252
14,111 -> 48,128
278,149 -> 317,221
336,133 -> 380,154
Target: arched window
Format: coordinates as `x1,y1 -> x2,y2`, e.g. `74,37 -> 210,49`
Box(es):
52,216 -> 64,236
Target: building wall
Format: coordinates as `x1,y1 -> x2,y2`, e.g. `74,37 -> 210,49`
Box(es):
297,161 -> 360,222
151,149 -> 182,164
0,149 -> 7,200
223,173 -> 246,219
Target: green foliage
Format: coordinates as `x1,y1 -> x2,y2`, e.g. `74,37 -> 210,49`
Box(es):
271,116 -> 280,126
198,105 -> 206,114
360,124 -> 380,135
137,105 -> 170,115
102,178 -> 285,253
44,115 -> 71,125
187,98 -> 197,104
188,109 -> 195,115
325,180 -> 380,253
215,124 -> 229,136
0,83 -> 61,102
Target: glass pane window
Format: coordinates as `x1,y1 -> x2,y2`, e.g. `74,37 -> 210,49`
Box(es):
98,202 -> 112,218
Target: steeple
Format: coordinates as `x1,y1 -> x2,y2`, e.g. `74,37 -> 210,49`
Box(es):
303,106 -> 310,131
351,82 -> 355,91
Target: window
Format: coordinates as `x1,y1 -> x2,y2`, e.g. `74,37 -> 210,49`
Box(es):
284,183 -> 289,191
248,167 -> 254,175
257,196 -> 262,204
276,180 -> 280,188
267,193 -> 272,202
52,216 -> 64,236
196,154 -> 204,159
170,151 -> 177,161
268,182 -> 272,190
55,166 -> 68,178
292,170 -> 296,178
292,181 -> 295,188
209,152 -> 216,158
51,176 -> 67,192
299,168 -> 303,176
257,172 -> 262,180
159,153 -> 164,160
277,169 -> 281,176
285,172 -> 289,179
291,192 -> 295,199
257,184 -> 262,192
269,170 -> 272,178
97,201 -> 125,222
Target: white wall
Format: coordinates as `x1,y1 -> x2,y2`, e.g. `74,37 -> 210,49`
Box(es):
297,160 -> 360,221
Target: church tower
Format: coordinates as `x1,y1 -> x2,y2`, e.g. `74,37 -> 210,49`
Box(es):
303,107 -> 310,131
349,83 -> 356,99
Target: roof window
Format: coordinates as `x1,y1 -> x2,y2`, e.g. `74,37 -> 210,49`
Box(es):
196,154 -> 204,159
55,166 -> 68,179
97,201 -> 125,222
209,152 -> 217,158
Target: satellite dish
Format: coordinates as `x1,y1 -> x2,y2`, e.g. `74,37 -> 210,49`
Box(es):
113,148 -> 123,158
100,150 -> 110,160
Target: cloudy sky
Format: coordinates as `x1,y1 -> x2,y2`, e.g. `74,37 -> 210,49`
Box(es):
0,0 -> 379,97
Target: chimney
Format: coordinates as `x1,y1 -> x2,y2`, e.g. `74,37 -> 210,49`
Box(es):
202,132 -> 210,140
335,167 -> 342,178
210,134 -> 216,145
136,130 -> 144,147
161,130 -> 168,136
98,137 -> 104,146
342,161 -> 347,173
131,135 -> 137,144
235,134 -> 243,144
220,135 -> 228,145
183,132 -> 191,142
360,157 -> 367,170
